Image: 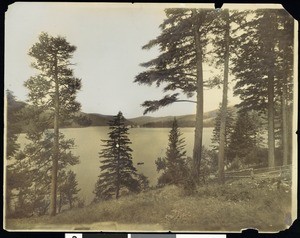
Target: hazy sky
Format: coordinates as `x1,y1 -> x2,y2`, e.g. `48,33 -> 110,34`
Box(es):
6,3 -> 281,118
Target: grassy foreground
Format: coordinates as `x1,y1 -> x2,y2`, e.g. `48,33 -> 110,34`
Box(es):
6,178 -> 292,232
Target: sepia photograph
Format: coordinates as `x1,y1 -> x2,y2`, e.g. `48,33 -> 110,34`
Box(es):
3,2 -> 297,232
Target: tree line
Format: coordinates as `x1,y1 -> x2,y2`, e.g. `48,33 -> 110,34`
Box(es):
6,7 -> 294,218
135,8 -> 294,184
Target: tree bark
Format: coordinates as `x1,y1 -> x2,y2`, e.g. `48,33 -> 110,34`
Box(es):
287,105 -> 293,164
267,50 -> 276,168
218,9 -> 230,184
58,189 -> 62,213
281,79 -> 288,166
116,128 -> 120,199
192,12 -> 204,182
281,19 -> 291,166
50,54 -> 59,216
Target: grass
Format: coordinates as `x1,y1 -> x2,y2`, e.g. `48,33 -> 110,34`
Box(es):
6,177 -> 292,232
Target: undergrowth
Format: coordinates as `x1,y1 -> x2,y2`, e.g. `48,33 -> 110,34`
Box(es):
6,178 -> 292,232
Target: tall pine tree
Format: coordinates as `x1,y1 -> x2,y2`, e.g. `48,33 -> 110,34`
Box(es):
25,32 -> 81,216
135,8 -> 216,182
94,112 -> 141,201
231,9 -> 294,168
208,9 -> 251,183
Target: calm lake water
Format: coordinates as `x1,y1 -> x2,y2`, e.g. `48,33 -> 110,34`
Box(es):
18,126 -> 214,203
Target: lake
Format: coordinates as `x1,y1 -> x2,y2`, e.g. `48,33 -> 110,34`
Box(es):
17,126 -> 214,203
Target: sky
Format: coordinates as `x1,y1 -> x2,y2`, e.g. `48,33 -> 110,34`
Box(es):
5,3 -> 284,118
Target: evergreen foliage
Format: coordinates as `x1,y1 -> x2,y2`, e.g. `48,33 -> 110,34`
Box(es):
135,8 -> 217,182
227,111 -> 264,168
58,170 -> 80,211
25,32 -> 82,216
6,90 -> 24,159
7,106 -> 80,217
94,112 -> 145,201
211,106 -> 236,165
155,118 -> 189,186
5,90 -> 25,215
231,9 -> 294,167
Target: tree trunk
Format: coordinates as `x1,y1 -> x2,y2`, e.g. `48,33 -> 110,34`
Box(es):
281,19 -> 292,166
50,54 -> 59,216
281,80 -> 288,166
267,51 -> 276,168
192,15 -> 204,183
116,131 -> 120,199
69,197 -> 73,209
287,105 -> 293,164
218,9 -> 230,184
58,189 -> 62,213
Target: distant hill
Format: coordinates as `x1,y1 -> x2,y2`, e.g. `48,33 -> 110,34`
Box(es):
128,107 -> 229,128
66,111 -> 217,128
77,113 -> 133,127
9,97 -> 236,129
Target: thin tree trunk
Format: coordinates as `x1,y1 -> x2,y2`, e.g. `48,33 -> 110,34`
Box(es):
267,54 -> 276,168
116,128 -> 120,199
267,13 -> 276,168
218,9 -> 230,184
281,19 -> 291,166
58,189 -> 62,213
50,54 -> 59,216
287,105 -> 293,164
192,12 -> 204,182
69,197 -> 73,209
281,81 -> 288,165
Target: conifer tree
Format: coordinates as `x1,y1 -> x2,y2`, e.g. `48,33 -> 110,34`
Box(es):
276,12 -> 294,165
209,9 -> 251,183
25,32 -> 81,216
155,118 -> 188,186
211,106 -> 236,165
135,8 -> 216,182
6,90 -> 24,160
94,112 -> 141,201
231,9 -> 294,168
9,106 -> 80,217
5,90 -> 24,215
59,170 -> 80,210
227,111 -> 263,166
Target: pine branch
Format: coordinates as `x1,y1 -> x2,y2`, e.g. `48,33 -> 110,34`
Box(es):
142,93 -> 196,115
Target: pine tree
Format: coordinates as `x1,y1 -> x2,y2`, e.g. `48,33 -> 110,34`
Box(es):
9,106 -> 80,217
94,112 -> 141,201
209,9 -> 252,183
276,12 -> 294,165
211,106 -> 236,165
6,90 -> 24,159
155,118 -> 188,186
25,32 -> 81,216
227,111 -> 263,167
59,170 -> 80,210
216,9 -> 230,184
231,9 -> 294,168
5,90 -> 25,215
135,8 -> 217,182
